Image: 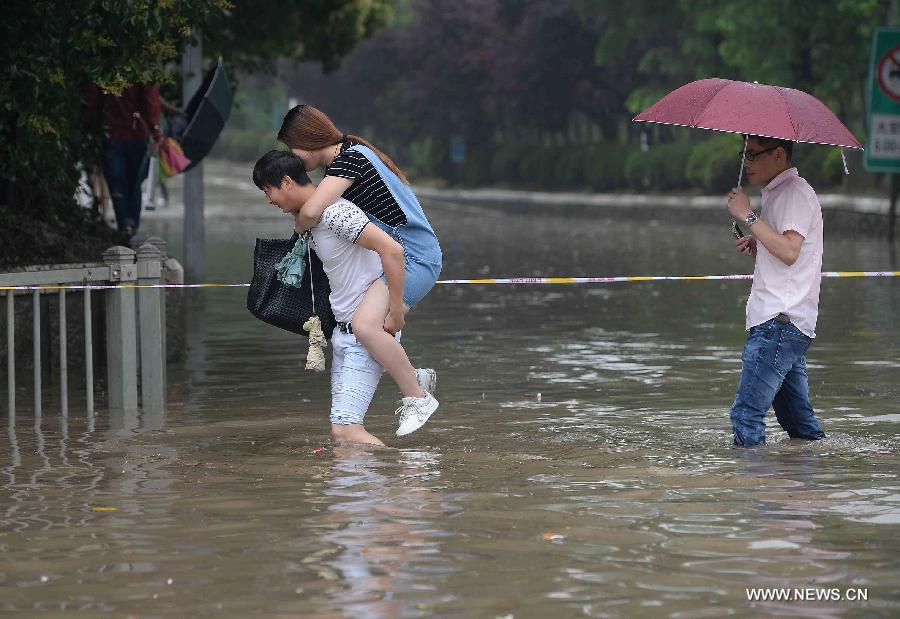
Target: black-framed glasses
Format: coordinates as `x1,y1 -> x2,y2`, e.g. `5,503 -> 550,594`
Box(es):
738,146 -> 778,162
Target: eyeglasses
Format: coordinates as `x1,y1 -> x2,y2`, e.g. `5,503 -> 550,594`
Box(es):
738,146 -> 778,162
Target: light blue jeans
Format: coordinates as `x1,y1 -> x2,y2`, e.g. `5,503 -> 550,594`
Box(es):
330,328 -> 399,425
380,254 -> 442,308
730,318 -> 826,447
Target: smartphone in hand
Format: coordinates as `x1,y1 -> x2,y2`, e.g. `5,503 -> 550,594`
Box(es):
731,221 -> 745,239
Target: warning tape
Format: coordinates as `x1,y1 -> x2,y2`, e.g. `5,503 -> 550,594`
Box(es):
1,271 -> 898,291
437,271 -> 900,284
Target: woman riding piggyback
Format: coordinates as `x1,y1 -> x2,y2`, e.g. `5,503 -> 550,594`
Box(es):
278,104 -> 442,315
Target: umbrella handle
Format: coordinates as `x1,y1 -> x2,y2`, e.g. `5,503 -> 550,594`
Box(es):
732,135 -> 749,228
737,134 -> 747,187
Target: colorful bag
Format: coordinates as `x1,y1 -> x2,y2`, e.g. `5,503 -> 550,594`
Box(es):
158,138 -> 191,177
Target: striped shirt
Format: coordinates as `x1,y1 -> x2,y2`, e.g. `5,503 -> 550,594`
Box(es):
325,142 -> 407,228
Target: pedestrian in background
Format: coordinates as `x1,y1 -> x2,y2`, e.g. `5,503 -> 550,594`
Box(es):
83,82 -> 161,237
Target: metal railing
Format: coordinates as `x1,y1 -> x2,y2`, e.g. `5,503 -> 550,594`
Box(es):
2,238 -> 169,420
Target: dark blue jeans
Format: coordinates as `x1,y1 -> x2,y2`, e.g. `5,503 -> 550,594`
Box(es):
103,137 -> 148,232
730,319 -> 826,447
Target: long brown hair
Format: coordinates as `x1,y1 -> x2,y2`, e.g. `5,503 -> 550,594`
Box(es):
278,105 -> 409,185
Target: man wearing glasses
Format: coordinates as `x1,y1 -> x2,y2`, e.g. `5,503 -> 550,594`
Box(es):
724,135 -> 827,447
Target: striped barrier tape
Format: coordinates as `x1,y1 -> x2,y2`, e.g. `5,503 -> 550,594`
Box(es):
1,271 -> 898,291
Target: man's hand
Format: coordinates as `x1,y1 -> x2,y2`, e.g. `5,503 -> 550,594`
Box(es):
736,235 -> 757,258
727,187 -> 753,221
383,308 -> 405,335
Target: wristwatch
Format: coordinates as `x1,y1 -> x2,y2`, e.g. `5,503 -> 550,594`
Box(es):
744,211 -> 759,227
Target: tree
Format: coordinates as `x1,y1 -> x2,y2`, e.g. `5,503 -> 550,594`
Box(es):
1,0 -> 225,267
204,0 -> 395,75
0,0 -> 393,267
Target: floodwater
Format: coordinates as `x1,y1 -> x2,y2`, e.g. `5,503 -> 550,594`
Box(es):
2,163 -> 899,617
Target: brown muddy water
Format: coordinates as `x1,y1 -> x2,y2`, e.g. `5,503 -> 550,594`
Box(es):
2,167 -> 899,617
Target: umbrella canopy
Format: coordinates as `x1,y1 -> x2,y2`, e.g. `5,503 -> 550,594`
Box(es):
633,78 -> 862,149
179,56 -> 233,171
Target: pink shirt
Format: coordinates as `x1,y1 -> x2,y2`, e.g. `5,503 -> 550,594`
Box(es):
745,167 -> 824,338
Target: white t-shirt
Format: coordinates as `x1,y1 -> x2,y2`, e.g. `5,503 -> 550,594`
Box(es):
745,167 -> 823,338
309,199 -> 382,323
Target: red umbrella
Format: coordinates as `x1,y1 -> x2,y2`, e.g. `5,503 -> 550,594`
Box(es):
633,78 -> 862,149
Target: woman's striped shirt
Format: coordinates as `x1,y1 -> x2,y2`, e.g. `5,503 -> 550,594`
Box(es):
325,142 -> 407,228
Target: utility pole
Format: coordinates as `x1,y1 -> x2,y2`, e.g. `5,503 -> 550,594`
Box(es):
181,31 -> 205,282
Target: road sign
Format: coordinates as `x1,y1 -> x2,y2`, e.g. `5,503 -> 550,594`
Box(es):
866,28 -> 900,172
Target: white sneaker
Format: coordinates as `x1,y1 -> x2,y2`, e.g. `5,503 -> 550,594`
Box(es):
395,392 -> 439,437
414,368 -> 437,394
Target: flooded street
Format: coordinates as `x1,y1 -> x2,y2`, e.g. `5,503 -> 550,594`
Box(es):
2,165 -> 899,617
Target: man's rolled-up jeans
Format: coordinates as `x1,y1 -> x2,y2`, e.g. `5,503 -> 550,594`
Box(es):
730,318 -> 826,447
330,328 -> 400,425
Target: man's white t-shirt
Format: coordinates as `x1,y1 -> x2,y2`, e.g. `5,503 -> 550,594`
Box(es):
309,199 -> 381,323
745,167 -> 823,338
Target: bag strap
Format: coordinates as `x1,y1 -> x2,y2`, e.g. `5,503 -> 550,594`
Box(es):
305,232 -> 315,315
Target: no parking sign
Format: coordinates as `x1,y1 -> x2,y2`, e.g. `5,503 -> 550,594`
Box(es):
866,28 -> 900,171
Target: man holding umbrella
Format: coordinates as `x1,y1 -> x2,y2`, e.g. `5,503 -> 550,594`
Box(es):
726,135 -> 827,447
634,78 -> 862,447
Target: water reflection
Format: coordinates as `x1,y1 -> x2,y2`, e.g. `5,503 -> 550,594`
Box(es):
297,448 -> 455,617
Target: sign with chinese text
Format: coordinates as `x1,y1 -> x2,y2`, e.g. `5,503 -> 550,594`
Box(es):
866,28 -> 900,171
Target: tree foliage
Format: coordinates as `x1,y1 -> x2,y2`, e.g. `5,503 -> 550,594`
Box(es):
204,0 -> 395,74
0,0 -> 392,267
272,0 -> 884,184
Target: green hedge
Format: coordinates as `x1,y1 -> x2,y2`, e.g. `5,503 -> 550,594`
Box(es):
209,132 -> 847,193
211,129 -> 281,162
479,143 -> 630,190
624,143 -> 693,191
686,133 -> 743,192
582,144 -> 630,191
794,145 -> 844,187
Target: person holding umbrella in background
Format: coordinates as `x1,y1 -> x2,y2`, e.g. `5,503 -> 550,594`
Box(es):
83,82 -> 162,237
726,135 -> 827,447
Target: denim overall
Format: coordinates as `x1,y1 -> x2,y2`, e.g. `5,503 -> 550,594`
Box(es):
347,144 -> 443,307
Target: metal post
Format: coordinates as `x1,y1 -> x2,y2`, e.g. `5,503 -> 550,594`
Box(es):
144,236 -> 168,394
182,31 -> 205,284
102,246 -> 138,411
6,292 -> 13,418
136,243 -> 165,413
59,288 -> 68,417
84,289 -> 94,417
32,290 -> 41,420
890,174 -> 898,241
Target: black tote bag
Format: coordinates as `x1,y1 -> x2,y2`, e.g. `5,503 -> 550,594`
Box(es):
246,234 -> 336,338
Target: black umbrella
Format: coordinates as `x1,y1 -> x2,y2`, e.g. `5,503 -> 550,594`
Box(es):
178,56 -> 232,171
